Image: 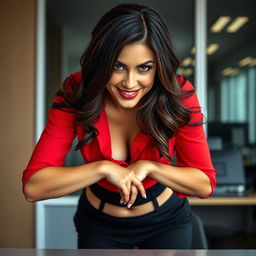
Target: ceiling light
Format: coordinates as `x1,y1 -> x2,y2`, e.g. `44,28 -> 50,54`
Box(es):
177,68 -> 184,74
190,46 -> 196,54
230,69 -> 240,76
226,17 -> 249,33
239,57 -> 254,66
185,68 -> 193,76
222,67 -> 240,76
207,44 -> 219,55
211,16 -> 231,32
177,68 -> 193,76
222,68 -> 234,76
249,59 -> 256,67
181,58 -> 193,66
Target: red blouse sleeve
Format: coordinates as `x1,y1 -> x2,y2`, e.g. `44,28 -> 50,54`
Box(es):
174,76 -> 216,199
22,72 -> 81,189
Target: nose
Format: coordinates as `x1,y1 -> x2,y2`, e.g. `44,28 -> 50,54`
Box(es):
122,71 -> 138,89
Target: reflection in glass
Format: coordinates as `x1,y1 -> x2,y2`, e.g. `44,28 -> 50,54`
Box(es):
207,0 -> 256,155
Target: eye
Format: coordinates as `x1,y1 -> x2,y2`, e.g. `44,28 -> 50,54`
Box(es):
114,63 -> 124,71
138,65 -> 153,72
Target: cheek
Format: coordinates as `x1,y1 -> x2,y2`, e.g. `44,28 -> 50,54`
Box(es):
107,74 -> 121,86
142,74 -> 155,88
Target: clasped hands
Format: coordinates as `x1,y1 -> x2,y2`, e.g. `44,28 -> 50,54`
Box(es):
103,160 -> 154,209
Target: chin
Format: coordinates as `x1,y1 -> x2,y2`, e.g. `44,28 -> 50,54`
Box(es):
118,100 -> 139,109
120,103 -> 137,109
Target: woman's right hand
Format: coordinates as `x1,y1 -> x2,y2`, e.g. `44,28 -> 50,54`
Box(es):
100,161 -> 146,204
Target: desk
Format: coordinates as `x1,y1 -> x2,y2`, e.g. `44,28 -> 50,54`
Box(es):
0,249 -> 256,256
188,192 -> 256,206
188,194 -> 256,236
188,193 -> 256,248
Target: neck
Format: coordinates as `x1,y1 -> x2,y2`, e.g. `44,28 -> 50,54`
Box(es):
105,96 -> 138,116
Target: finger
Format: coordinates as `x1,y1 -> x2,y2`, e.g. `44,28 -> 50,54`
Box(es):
126,180 -> 131,195
127,185 -> 138,208
119,190 -> 126,204
124,181 -> 132,204
118,188 -> 124,204
119,183 -> 130,203
132,177 -> 147,199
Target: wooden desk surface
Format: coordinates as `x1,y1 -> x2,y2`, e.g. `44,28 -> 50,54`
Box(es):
0,249 -> 256,256
188,192 -> 256,206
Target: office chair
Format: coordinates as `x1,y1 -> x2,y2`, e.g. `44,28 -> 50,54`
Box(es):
191,212 -> 208,249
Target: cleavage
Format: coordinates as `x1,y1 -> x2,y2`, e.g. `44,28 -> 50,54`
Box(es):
108,118 -> 139,162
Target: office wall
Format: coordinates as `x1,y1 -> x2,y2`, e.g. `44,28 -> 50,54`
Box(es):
0,0 -> 36,247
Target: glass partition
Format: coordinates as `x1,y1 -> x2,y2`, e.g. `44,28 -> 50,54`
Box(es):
207,0 -> 256,158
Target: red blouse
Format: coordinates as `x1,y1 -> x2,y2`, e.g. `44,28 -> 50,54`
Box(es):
22,72 -> 216,198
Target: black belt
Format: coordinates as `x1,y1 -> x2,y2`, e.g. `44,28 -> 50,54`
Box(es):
89,182 -> 166,210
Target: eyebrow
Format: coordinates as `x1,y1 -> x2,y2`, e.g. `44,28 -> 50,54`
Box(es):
116,60 -> 155,66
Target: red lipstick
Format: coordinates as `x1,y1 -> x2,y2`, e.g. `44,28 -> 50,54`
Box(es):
117,88 -> 140,99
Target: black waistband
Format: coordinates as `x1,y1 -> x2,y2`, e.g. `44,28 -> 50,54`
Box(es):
89,182 -> 166,207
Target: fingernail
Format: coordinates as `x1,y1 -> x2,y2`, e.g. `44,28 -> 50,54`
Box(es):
120,199 -> 123,204
143,194 -> 147,199
127,203 -> 133,208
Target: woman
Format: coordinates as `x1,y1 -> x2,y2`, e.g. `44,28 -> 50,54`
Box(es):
22,3 -> 216,249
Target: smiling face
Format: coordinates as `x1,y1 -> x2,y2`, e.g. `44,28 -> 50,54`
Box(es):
105,41 -> 157,112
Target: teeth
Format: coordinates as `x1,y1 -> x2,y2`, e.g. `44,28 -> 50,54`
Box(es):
123,91 -> 136,95
120,89 -> 138,95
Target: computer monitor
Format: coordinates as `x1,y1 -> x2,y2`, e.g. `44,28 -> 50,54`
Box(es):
207,137 -> 223,150
208,122 -> 249,148
210,149 -> 246,196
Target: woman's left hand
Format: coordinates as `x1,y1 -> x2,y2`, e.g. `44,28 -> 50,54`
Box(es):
128,160 -> 153,181
119,160 -> 154,207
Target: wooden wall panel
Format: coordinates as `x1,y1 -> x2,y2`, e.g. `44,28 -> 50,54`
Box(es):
0,0 -> 36,248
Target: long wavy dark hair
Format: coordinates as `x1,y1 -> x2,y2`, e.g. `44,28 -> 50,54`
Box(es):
52,3 -> 203,162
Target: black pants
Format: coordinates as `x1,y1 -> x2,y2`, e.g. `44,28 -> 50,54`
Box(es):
73,188 -> 192,249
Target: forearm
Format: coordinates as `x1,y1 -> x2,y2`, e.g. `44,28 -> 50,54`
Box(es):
23,160 -> 106,202
148,162 -> 212,198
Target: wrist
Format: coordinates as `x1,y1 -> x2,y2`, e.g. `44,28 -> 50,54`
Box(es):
145,160 -> 160,177
97,160 -> 112,179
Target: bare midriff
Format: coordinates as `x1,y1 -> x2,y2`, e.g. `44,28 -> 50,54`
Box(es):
85,186 -> 173,218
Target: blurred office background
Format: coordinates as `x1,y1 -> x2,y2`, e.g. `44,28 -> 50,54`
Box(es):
1,0 -> 256,249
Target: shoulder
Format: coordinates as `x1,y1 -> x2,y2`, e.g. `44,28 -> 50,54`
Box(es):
176,76 -> 203,123
176,75 -> 197,108
69,71 -> 82,82
63,71 -> 82,93
53,71 -> 82,106
176,75 -> 194,91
